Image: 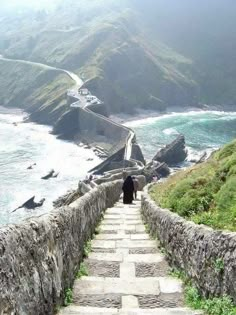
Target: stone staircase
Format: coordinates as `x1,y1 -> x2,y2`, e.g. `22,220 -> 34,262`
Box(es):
59,193 -> 201,315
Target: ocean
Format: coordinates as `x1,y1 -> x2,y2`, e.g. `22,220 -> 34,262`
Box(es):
125,110 -> 236,163
0,107 -> 100,225
1,108 -> 236,225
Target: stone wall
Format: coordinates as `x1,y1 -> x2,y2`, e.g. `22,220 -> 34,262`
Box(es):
141,186 -> 236,302
78,107 -> 129,152
0,180 -> 122,315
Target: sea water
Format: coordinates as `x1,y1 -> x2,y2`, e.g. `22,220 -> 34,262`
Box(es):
125,110 -> 236,162
0,107 -> 101,225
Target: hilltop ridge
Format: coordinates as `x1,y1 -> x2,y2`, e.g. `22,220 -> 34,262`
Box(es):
0,0 -> 236,119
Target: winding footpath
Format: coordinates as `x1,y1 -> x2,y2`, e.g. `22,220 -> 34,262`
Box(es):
59,192 -> 202,315
0,55 -> 139,167
0,55 -> 83,88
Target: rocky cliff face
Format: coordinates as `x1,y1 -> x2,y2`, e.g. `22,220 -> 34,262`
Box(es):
153,135 -> 187,165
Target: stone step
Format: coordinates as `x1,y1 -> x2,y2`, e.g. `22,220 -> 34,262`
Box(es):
103,215 -> 141,221
124,253 -> 164,263
59,306 -> 202,315
100,225 -> 146,233
59,306 -> 118,314
100,225 -> 136,232
103,220 -> 142,225
95,234 -> 130,240
73,277 -> 182,295
74,277 -> 160,295
106,209 -> 140,215
92,239 -> 157,249
115,240 -> 156,249
130,234 -> 150,240
121,309 -> 203,315
91,240 -> 117,249
58,194 -> 199,315
88,253 -> 123,262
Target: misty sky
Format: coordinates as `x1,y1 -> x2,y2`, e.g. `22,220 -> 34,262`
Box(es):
1,0 -> 60,10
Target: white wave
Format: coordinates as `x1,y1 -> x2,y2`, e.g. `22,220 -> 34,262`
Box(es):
0,112 -> 101,225
124,110 -> 236,128
163,128 -> 179,135
186,146 -> 218,163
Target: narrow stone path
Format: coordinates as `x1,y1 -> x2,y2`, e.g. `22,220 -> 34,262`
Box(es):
59,193 -> 201,315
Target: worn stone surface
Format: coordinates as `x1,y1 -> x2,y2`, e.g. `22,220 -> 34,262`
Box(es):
141,186 -> 236,301
59,306 -> 202,315
85,260 -> 120,278
129,248 -> 158,254
138,293 -> 184,308
136,261 -> 170,277
122,296 -> 139,309
0,180 -> 122,315
73,294 -> 122,308
58,193 -> 198,315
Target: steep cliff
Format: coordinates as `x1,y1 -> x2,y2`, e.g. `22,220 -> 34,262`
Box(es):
0,59 -> 73,124
1,0 -> 236,116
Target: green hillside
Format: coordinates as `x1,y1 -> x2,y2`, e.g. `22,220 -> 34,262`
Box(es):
0,59 -> 73,124
150,139 -> 236,231
0,2 -> 198,114
0,0 -> 236,115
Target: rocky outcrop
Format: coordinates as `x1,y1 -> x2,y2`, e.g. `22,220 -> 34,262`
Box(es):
141,186 -> 236,302
53,108 -> 80,140
153,135 -> 187,165
143,161 -> 170,182
131,144 -> 146,165
0,181 -> 122,315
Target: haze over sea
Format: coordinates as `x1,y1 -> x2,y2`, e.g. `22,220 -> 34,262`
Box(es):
125,110 -> 236,163
0,107 -> 100,225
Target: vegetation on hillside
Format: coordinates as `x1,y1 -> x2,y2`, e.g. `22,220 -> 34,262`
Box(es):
150,139 -> 236,231
0,1 -> 198,114
0,59 -> 73,124
0,0 -> 236,115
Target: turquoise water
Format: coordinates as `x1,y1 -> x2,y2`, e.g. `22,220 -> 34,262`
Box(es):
0,107 -> 100,225
125,111 -> 236,161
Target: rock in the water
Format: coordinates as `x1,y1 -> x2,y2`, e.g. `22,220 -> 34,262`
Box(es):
153,135 -> 187,165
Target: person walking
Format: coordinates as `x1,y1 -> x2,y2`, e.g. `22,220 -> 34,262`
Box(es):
122,176 -> 134,204
132,176 -> 139,199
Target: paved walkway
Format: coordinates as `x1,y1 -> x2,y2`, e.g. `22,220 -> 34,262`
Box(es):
59,193 -> 201,315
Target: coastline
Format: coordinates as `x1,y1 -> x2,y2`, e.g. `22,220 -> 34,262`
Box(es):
110,104 -> 236,125
0,106 -> 102,224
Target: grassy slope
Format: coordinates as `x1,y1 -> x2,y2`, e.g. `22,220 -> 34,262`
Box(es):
0,59 -> 73,124
1,1 -> 236,114
81,20 -> 197,114
150,139 -> 236,231
0,7 -> 198,114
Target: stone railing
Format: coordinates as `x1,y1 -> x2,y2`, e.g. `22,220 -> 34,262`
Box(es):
141,185 -> 236,302
0,180 -> 122,315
